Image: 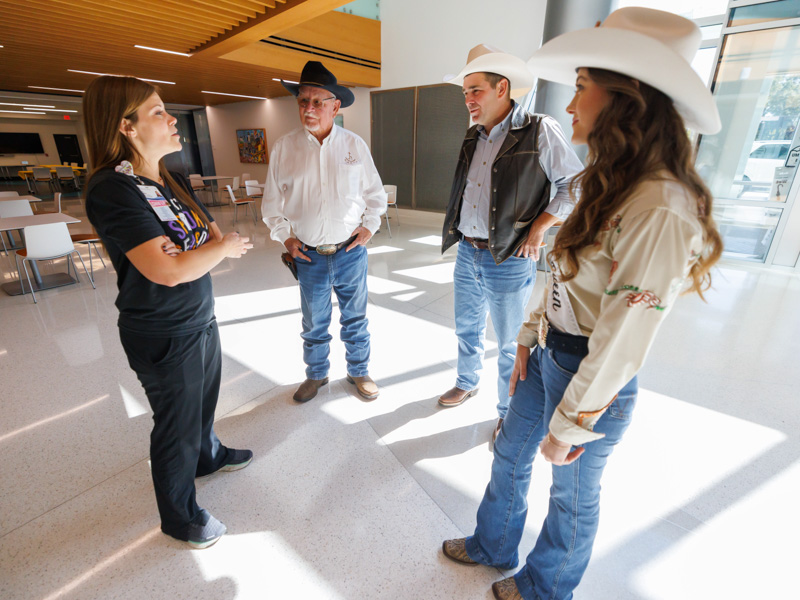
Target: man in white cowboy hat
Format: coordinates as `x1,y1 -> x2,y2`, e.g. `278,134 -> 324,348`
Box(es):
262,61 -> 387,403
438,44 -> 583,444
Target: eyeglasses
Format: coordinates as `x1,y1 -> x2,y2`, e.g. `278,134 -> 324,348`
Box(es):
297,97 -> 337,110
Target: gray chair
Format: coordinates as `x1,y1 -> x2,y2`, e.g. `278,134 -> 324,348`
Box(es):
32,167 -> 56,195
55,166 -> 80,192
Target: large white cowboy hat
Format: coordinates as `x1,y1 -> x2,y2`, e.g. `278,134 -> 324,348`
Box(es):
446,44 -> 533,99
527,7 -> 721,134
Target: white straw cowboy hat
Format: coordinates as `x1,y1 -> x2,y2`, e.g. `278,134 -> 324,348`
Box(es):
446,44 -> 534,99
527,7 -> 721,134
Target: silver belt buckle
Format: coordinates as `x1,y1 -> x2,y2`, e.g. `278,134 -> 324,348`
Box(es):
316,244 -> 337,255
538,315 -> 549,350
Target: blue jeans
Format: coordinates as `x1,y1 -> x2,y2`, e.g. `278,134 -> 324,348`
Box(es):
465,346 -> 638,600
453,241 -> 535,418
295,244 -> 370,380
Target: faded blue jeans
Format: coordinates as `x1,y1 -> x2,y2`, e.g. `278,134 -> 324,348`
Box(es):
295,244 -> 370,380
453,241 -> 535,418
465,345 -> 638,600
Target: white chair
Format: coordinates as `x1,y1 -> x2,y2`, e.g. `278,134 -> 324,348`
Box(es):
32,167 -> 56,195
241,172 -> 251,188
244,180 -> 262,199
0,191 -> 20,197
382,184 -> 399,238
55,166 -> 80,192
15,222 -> 95,303
0,198 -> 34,255
229,176 -> 241,200
35,192 -> 61,214
70,230 -> 107,279
226,184 -> 257,225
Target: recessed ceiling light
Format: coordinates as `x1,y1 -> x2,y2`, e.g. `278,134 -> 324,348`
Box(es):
201,91 -> 268,100
29,86 -> 84,93
0,110 -> 46,114
0,102 -> 56,108
68,70 -> 176,85
272,78 -> 299,84
22,107 -> 79,113
134,45 -> 192,57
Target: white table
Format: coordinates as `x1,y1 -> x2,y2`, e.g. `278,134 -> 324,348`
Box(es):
0,213 -> 81,296
0,195 -> 42,202
197,175 -> 234,207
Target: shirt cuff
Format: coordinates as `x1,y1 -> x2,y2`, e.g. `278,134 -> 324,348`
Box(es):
362,215 -> 381,235
549,406 -> 606,446
517,320 -> 539,347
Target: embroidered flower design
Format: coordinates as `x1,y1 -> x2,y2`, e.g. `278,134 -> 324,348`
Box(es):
115,160 -> 135,176
608,260 -> 618,284
601,214 -> 622,233
604,284 -> 665,311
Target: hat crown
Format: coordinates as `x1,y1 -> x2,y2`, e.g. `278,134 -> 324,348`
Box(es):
299,61 -> 339,87
603,7 -> 700,63
465,43 -> 504,64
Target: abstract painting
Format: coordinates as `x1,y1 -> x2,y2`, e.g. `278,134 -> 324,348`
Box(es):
236,128 -> 267,164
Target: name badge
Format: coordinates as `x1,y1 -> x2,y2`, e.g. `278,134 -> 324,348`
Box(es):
138,185 -> 176,222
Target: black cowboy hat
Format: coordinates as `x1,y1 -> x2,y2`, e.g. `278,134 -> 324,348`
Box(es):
281,61 -> 355,108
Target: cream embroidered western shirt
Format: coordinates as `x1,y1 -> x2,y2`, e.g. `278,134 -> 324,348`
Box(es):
262,125 -> 387,247
517,175 -> 706,445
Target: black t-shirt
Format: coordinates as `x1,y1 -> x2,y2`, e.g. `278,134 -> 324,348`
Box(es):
86,168 -> 216,336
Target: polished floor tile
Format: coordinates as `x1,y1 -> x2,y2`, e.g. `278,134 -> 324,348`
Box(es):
0,197 -> 797,599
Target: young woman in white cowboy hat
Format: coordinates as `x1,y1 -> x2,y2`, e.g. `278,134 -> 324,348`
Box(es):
441,8 -> 724,600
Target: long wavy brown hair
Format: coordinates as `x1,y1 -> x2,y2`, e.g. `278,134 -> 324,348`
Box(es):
550,68 -> 722,298
83,75 -> 208,228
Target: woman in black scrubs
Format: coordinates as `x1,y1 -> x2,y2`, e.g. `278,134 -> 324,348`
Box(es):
83,75 -> 253,549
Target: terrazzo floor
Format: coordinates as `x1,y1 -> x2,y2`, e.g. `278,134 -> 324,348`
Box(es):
0,192 -> 796,599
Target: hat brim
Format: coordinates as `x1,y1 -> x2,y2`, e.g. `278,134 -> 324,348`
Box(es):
446,54 -> 533,99
282,80 -> 355,108
527,28 -> 720,134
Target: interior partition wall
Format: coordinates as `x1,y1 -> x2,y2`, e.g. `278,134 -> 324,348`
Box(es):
371,84 -> 469,211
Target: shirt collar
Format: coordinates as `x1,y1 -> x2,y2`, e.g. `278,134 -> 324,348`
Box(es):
305,123 -> 338,147
477,102 -> 514,141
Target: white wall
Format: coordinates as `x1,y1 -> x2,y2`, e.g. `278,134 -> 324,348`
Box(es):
379,0 -> 548,90
205,87 -> 373,181
0,119 -> 88,167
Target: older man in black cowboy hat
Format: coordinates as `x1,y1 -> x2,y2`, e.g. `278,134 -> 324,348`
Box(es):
262,61 -> 387,403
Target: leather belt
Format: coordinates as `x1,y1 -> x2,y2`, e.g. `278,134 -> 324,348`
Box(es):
538,315 -> 589,356
462,236 -> 489,250
302,235 -> 357,256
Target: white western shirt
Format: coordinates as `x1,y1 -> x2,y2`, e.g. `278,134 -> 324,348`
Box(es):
517,174 -> 705,446
262,125 -> 387,247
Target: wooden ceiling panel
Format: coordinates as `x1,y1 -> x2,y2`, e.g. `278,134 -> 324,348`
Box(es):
0,0 -> 376,111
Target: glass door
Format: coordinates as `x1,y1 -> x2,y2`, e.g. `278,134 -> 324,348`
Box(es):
697,0 -> 800,263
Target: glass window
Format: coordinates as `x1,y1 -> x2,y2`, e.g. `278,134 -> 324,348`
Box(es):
713,205 -> 783,262
696,25 -> 800,203
729,0 -> 800,27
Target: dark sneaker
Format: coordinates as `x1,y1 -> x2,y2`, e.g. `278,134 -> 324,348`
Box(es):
186,510 -> 226,549
218,448 -> 253,472
196,448 -> 253,479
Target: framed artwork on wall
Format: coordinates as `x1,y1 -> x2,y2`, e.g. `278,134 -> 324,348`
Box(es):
236,128 -> 267,163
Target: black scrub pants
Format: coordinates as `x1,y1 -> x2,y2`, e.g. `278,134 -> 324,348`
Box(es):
120,321 -> 230,539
